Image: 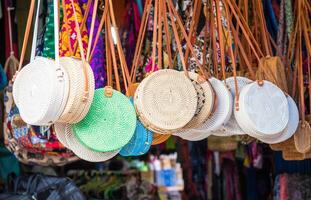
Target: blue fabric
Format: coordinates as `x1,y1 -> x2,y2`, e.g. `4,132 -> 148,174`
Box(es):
274,151 -> 311,174
135,0 -> 143,16
0,64 -> 8,91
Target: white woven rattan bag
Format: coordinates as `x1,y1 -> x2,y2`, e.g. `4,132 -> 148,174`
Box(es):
174,77 -> 232,140
234,80 -> 289,140
13,0 -> 69,126
212,76 -> 251,136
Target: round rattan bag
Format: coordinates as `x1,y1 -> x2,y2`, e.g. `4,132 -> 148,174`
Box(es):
176,77 -> 232,138
73,87 -> 137,152
65,124 -> 119,162
134,69 -> 197,132
234,80 -> 289,139
119,98 -> 153,156
259,95 -> 299,144
57,57 -> 95,123
182,72 -> 215,129
212,76 -> 252,136
13,57 -> 69,125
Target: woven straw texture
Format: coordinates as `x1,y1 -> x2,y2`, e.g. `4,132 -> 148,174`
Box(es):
212,76 -> 251,136
208,136 -> 238,152
134,69 -> 197,131
179,130 -> 211,141
199,77 -> 232,132
235,81 -> 289,137
259,96 -> 299,144
120,98 -> 153,156
256,56 -> 289,93
152,133 -> 171,145
294,121 -> 311,153
58,57 -> 95,123
73,88 -> 136,152
65,124 -> 119,162
182,72 -> 215,129
13,57 -> 69,125
54,123 -> 70,148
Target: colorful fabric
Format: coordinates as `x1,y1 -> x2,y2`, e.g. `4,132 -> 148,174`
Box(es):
79,0 -> 105,89
42,0 -> 55,58
59,0 -> 88,58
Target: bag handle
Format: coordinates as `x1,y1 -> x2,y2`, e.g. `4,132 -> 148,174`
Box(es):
150,0 -> 158,73
162,0 -> 173,69
70,0 -> 90,101
215,0 -> 226,82
4,6 -> 19,80
108,0 -> 131,92
86,0 -> 99,62
89,0 -> 109,61
15,0 -> 36,75
184,0 -> 201,69
130,0 -> 153,82
30,0 -> 41,62
72,0 -> 92,55
167,0 -> 209,79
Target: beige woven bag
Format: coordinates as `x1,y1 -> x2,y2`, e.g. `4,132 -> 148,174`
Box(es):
57,0 -> 95,124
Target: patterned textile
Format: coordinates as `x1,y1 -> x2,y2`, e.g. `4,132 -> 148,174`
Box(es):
79,0 -> 105,89
59,0 -> 88,58
42,0 -> 56,58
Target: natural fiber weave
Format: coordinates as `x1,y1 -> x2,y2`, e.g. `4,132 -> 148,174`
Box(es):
65,124 -> 119,162
259,96 -> 299,144
73,88 -> 137,152
212,77 -> 251,136
13,57 -> 69,125
152,133 -> 171,145
58,57 -> 95,124
256,56 -> 289,93
119,98 -> 153,156
54,123 -> 70,148
200,77 -> 232,132
235,81 -> 289,138
294,121 -> 311,153
135,69 -> 197,131
207,136 -> 238,152
182,72 -> 215,129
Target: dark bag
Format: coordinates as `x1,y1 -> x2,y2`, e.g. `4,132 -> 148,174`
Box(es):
0,174 -> 86,200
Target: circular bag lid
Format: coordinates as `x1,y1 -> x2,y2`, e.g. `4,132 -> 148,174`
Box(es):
259,95 -> 299,144
119,98 -> 153,156
182,72 -> 215,129
65,124 -> 119,162
235,80 -> 289,137
13,57 -> 69,125
212,76 -> 252,136
58,57 -> 95,124
134,69 -> 197,131
73,88 -> 137,152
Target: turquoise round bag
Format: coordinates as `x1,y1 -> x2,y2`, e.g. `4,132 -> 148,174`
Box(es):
120,98 -> 153,156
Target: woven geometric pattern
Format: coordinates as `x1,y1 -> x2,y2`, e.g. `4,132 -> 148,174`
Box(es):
73,88 -> 136,152
65,124 -> 119,162
182,72 -> 215,129
135,69 -> 197,131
